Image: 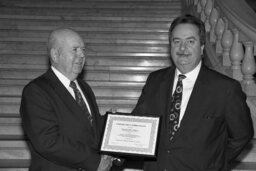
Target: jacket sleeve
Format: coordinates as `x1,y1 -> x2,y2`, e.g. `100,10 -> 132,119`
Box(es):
225,81 -> 254,162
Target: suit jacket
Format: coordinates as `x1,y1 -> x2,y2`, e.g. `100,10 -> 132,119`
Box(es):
20,69 -> 105,171
132,65 -> 254,171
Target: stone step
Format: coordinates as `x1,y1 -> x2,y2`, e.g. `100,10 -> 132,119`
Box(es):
0,51 -> 169,60
0,79 -> 146,87
0,66 -> 155,80
0,29 -> 169,40
0,1 -> 181,10
0,79 -> 144,115
0,41 -> 168,53
0,63 -> 164,71
0,24 -> 169,33
0,95 -> 138,117
0,95 -> 138,105
0,20 -> 171,29
0,82 -> 144,96
0,14 -> 177,22
0,54 -> 171,67
0,118 -> 24,140
0,37 -> 168,45
0,104 -> 135,118
0,8 -> 180,18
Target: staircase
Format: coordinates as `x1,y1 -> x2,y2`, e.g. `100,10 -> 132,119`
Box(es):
0,0 -> 180,170
0,0 -> 255,170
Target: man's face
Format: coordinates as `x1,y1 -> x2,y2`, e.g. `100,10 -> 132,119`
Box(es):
170,23 -> 204,74
54,33 -> 86,80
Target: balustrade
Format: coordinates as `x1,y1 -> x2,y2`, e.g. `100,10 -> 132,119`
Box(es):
204,0 -> 213,32
221,18 -> 233,66
242,41 -> 256,96
215,17 -> 224,54
230,29 -> 243,81
209,7 -> 219,42
185,0 -> 256,97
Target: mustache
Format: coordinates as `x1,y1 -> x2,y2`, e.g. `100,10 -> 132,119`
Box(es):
176,51 -> 191,57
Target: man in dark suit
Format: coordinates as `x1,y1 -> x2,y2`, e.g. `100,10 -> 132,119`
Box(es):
132,14 -> 254,171
20,28 -> 113,171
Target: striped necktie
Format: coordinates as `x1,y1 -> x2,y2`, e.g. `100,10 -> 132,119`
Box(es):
70,81 -> 93,126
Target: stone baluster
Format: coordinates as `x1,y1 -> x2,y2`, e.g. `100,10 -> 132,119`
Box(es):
204,0 -> 213,32
197,0 -> 202,14
230,29 -> 244,81
215,17 -> 224,54
200,0 -> 207,22
242,41 -> 256,96
194,0 -> 199,6
209,7 -> 219,42
221,18 -> 233,66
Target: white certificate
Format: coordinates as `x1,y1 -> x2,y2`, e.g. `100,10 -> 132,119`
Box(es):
100,113 -> 160,157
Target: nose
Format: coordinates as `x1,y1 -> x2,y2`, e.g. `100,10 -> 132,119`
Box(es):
179,41 -> 187,51
77,48 -> 85,58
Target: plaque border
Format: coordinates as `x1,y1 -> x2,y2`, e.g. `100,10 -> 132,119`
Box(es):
99,112 -> 160,158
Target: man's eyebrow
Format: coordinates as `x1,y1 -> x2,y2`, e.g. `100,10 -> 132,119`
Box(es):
171,36 -> 197,40
171,37 -> 181,40
186,36 -> 197,40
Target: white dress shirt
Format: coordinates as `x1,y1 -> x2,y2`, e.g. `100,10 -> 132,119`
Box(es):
172,62 -> 201,126
51,66 -> 92,114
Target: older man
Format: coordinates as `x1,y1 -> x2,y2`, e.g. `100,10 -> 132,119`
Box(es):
20,28 -> 113,171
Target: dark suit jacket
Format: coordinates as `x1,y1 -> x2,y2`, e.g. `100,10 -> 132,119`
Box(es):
20,69 -> 105,171
132,65 -> 254,171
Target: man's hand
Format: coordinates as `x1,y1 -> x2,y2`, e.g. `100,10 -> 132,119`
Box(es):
97,155 -> 113,171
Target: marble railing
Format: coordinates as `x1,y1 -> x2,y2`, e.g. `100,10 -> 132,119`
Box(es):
185,0 -> 256,96
184,0 -> 256,135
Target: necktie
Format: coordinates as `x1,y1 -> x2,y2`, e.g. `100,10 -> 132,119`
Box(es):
169,74 -> 186,141
70,81 -> 93,126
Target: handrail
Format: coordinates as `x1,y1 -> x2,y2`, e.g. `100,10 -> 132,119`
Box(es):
184,0 -> 256,96
216,0 -> 256,43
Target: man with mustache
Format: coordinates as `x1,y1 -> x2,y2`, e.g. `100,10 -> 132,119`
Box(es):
20,28 -> 113,171
132,14 -> 254,171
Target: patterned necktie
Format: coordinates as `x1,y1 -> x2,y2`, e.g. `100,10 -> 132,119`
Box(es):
169,74 -> 186,141
70,81 -> 93,126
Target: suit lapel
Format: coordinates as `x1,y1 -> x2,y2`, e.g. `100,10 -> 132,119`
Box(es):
163,68 -> 176,117
173,66 -> 210,140
77,79 -> 98,134
45,69 -> 90,124
153,67 -> 175,118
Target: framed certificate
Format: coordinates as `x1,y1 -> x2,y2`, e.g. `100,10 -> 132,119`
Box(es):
100,113 -> 160,158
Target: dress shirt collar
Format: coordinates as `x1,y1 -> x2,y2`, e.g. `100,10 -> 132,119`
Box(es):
175,61 -> 202,82
51,66 -> 78,89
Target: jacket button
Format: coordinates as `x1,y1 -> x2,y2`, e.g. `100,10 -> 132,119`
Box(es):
167,150 -> 171,153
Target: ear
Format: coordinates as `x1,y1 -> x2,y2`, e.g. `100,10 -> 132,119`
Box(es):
200,45 -> 205,55
50,48 -> 59,63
